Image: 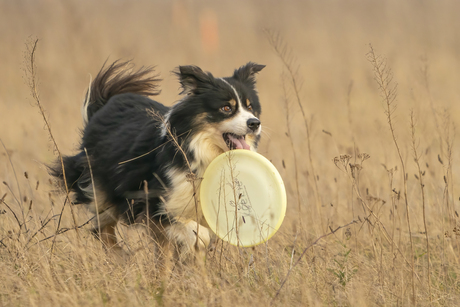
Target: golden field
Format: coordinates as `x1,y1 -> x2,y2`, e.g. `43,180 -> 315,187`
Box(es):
1,0 -> 460,305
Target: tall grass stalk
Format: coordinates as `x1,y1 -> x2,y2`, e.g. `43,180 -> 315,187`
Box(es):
281,74 -> 302,225
410,111 -> 432,304
23,38 -> 80,250
265,29 -> 322,230
147,110 -> 202,251
367,44 -> 415,305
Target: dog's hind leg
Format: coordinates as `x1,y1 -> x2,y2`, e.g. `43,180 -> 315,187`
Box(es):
91,206 -> 121,250
98,223 -> 119,249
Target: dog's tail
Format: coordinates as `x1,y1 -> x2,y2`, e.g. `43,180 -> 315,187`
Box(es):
82,60 -> 161,124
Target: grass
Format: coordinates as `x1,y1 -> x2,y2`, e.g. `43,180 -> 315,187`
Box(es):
1,0 -> 460,306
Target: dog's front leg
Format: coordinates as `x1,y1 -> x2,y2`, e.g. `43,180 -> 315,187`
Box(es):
166,220 -> 211,261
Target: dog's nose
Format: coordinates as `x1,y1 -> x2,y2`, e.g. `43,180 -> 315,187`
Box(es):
247,118 -> 261,131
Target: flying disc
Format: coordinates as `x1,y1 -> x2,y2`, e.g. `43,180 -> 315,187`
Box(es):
200,150 -> 286,247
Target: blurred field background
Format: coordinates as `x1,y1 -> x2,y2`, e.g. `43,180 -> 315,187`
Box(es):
1,0 -> 460,305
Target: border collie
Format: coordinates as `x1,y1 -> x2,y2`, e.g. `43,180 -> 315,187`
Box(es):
50,60 -> 264,259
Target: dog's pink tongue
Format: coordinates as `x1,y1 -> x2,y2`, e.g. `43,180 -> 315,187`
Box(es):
228,134 -> 250,150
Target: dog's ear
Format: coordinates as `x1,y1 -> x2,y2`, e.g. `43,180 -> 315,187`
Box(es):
174,65 -> 214,95
232,62 -> 265,85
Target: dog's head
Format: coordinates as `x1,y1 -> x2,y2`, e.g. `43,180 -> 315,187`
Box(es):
167,63 -> 265,167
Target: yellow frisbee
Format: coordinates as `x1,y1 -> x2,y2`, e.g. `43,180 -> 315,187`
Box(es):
200,150 -> 287,247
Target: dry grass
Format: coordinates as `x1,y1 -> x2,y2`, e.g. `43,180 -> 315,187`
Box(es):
1,0 -> 460,306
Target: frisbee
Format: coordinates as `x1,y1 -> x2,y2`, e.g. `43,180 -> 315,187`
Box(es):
200,150 -> 286,247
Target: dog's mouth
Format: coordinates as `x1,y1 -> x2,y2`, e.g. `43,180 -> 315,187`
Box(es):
223,133 -> 250,150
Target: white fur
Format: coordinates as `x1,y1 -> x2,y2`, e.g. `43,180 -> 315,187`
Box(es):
79,180 -> 94,199
166,220 -> 210,255
188,128 -> 227,166
162,163 -> 211,255
219,78 -> 262,137
162,134 -> 218,222
81,75 -> 92,125
163,166 -> 201,220
160,109 -> 172,138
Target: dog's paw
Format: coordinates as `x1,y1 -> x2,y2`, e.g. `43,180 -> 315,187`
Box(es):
167,220 -> 210,256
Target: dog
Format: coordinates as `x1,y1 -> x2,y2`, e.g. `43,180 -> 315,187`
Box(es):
50,60 -> 264,260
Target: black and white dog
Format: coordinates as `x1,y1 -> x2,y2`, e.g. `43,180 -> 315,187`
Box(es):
51,60 -> 264,259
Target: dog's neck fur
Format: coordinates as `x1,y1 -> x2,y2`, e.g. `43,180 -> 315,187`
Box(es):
159,112 -> 223,222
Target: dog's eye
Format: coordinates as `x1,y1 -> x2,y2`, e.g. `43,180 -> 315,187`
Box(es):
221,105 -> 232,113
247,104 -> 253,111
